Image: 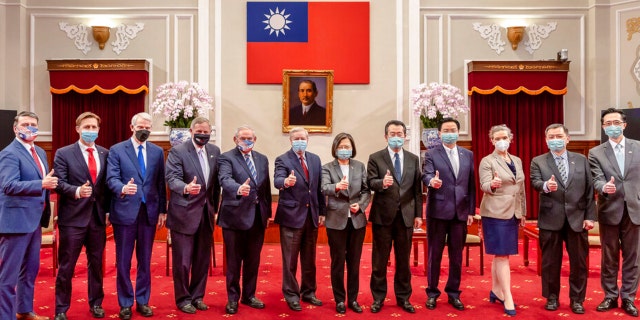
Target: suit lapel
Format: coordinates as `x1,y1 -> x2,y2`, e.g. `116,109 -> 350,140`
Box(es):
566,152 -> 577,187
624,141 -> 635,178
436,146 -> 455,178
125,142 -> 144,180
545,153 -> 563,186
187,143 -> 206,185
14,140 -> 43,178
236,148 -> 255,185
71,143 -> 92,183
492,152 -> 514,182
289,150 -> 308,184
97,147 -> 107,183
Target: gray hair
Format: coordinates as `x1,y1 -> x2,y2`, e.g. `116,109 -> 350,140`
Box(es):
488,124 -> 513,140
235,125 -> 256,138
288,126 -> 309,140
544,123 -> 568,136
131,112 -> 152,126
190,117 -> 211,129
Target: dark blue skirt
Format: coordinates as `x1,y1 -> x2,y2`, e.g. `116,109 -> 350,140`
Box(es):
482,216 -> 519,255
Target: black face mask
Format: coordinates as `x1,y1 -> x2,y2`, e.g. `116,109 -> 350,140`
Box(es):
135,129 -> 150,142
193,133 -> 210,146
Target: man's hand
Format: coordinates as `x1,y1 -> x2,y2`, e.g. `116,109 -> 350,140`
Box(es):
336,175 -> 349,191
603,176 -> 616,194
413,217 -> 423,229
583,220 -> 595,230
42,169 -> 58,190
383,170 -> 394,188
123,178 -> 137,195
285,170 -> 297,187
349,203 -> 360,213
157,213 -> 167,229
467,215 -> 474,226
490,171 -> 502,189
79,180 -> 93,198
185,176 -> 201,195
238,178 -> 251,196
547,175 -> 558,192
319,215 -> 325,226
430,170 -> 442,189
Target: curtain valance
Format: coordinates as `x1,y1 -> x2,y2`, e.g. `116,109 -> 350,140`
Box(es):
47,60 -> 149,95
467,61 -> 569,96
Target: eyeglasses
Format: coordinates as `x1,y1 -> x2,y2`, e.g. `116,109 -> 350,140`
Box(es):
603,121 -> 625,126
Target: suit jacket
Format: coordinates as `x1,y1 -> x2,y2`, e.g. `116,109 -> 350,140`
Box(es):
217,148 -> 272,230
0,139 -> 51,233
531,151 -> 596,232
479,151 -> 526,219
367,148 -> 422,227
321,159 -> 371,230
588,138 -> 640,225
273,149 -> 326,228
422,144 -> 476,221
289,102 -> 326,126
106,139 -> 167,226
54,142 -> 110,227
165,140 -> 220,235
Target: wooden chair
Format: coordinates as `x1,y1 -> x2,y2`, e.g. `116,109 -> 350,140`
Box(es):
41,201 -> 58,276
587,221 -> 601,269
166,229 -> 216,276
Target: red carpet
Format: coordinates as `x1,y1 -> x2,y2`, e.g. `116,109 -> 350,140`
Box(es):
33,238 -> 632,319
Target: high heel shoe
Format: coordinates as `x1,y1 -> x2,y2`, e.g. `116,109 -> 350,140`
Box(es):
504,308 -> 516,316
489,291 -> 504,304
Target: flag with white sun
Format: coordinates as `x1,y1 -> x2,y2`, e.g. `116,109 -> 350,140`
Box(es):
247,2 -> 308,43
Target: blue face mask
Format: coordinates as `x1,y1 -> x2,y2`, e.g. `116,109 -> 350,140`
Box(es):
440,132 -> 459,144
291,140 -> 307,153
237,139 -> 254,152
604,125 -> 623,138
336,149 -> 352,160
546,139 -> 565,152
387,137 -> 404,149
18,126 -> 38,142
81,131 -> 99,143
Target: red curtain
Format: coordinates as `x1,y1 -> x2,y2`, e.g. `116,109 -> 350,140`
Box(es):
51,91 -> 145,153
470,92 -> 564,219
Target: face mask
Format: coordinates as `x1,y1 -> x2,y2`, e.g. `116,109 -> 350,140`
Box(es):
604,125 -> 623,139
495,140 -> 510,152
135,129 -> 150,142
81,131 -> 99,143
237,139 -> 254,152
292,140 -> 307,153
440,133 -> 459,144
18,126 -> 38,142
336,149 -> 352,160
387,137 -> 404,149
193,133 -> 210,146
546,139 -> 565,152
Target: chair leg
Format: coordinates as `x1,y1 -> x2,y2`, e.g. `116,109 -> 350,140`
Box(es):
53,242 -> 58,277
166,243 -> 170,277
465,246 -> 470,267
480,242 -> 484,276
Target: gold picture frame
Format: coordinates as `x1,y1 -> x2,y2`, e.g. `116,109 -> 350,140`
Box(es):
282,69 -> 333,133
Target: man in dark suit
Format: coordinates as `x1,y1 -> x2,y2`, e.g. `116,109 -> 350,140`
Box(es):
289,80 -> 326,126
367,120 -> 423,314
589,108 -> 640,317
422,117 -> 475,311
0,111 -> 55,320
106,112 -> 167,320
53,112 -> 111,320
274,127 -> 326,311
531,123 -> 595,314
218,125 -> 272,314
165,117 -> 220,314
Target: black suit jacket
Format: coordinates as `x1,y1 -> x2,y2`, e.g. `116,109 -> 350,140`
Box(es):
289,102 -> 326,126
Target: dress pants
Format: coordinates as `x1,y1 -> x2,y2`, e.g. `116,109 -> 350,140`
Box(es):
600,206 -> 640,300
0,227 -> 41,318
426,216 -> 467,299
326,218 -> 366,304
279,212 -> 318,302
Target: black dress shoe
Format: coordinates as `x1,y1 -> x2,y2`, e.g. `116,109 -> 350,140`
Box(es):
54,314 -> 67,320
349,301 -> 363,313
302,295 -> 323,306
241,297 -> 265,309
136,304 -> 153,317
448,297 -> 465,311
90,305 -> 105,318
179,304 -> 197,314
118,307 -> 132,320
545,298 -> 559,311
225,301 -> 238,314
596,297 -> 618,311
570,301 -> 585,314
370,300 -> 383,313
192,300 -> 209,311
336,302 -> 346,314
398,301 -> 415,313
622,299 -> 639,317
426,297 -> 437,310
286,300 -> 302,311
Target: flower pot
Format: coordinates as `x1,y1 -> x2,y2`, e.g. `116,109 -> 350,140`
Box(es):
421,128 -> 441,151
169,128 -> 191,147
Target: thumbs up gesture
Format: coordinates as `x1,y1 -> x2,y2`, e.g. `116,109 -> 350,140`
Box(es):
547,174 -> 558,192
336,175 -> 349,191
238,178 -> 251,196
430,170 -> 442,189
285,170 -> 297,187
185,176 -> 201,195
124,177 -> 137,195
42,169 -> 58,190
383,169 -> 394,188
604,176 -> 617,194
490,171 -> 502,189
79,180 -> 93,198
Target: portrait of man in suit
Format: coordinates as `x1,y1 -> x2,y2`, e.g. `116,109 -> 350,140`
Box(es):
289,79 -> 326,126
0,111 -> 56,320
53,112 -> 111,320
367,120 -> 423,314
165,117 -> 220,314
422,117 -> 476,311
106,112 -> 167,320
530,123 -> 595,315
217,125 -> 272,314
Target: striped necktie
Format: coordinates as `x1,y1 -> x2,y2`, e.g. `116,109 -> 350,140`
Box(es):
245,153 -> 257,181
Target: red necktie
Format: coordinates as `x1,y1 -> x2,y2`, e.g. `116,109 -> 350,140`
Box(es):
300,156 -> 309,180
30,146 -> 44,177
87,147 -> 97,183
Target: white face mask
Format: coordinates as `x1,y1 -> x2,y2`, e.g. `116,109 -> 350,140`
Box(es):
495,140 -> 510,152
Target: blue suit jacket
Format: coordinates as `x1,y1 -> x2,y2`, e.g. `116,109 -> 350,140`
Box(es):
0,139 -> 51,233
106,139 -> 166,225
422,144 -> 476,221
273,149 -> 326,228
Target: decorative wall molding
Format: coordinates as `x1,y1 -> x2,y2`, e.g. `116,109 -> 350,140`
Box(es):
59,22 -> 92,54
112,23 -> 145,55
626,17 -> 640,40
523,22 -> 557,54
472,22 -> 505,55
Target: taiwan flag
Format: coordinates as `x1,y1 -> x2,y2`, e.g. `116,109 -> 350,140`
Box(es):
246,1 -> 370,84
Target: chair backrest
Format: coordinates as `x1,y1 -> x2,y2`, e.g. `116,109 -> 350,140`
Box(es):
42,201 -> 55,233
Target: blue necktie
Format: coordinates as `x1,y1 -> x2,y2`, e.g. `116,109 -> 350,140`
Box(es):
615,144 -> 625,176
394,152 -> 402,181
137,145 -> 146,203
245,154 -> 258,181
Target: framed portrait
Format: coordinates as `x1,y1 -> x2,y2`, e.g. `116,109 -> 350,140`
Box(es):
282,69 -> 333,133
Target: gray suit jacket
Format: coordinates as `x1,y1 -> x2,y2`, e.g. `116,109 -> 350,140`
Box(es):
531,151 -> 596,232
479,151 -> 526,219
588,138 -> 640,225
321,159 -> 371,230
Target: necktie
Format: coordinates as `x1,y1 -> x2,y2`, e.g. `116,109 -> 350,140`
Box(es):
300,156 -> 309,180
615,144 -> 625,176
30,146 -> 44,177
394,153 -> 402,181
245,153 -> 258,181
449,149 -> 459,178
556,156 -> 568,184
198,149 -> 209,186
86,147 -> 97,183
137,145 -> 146,178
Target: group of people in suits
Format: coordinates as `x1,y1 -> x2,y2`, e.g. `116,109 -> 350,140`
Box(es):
1,108 -> 639,319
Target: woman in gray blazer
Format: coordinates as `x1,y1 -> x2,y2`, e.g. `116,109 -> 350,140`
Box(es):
321,133 -> 371,314
479,124 -> 527,317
